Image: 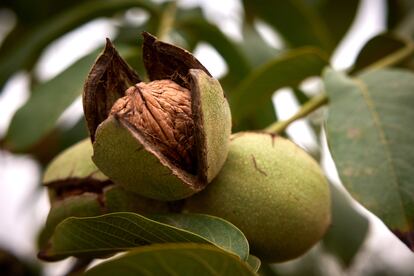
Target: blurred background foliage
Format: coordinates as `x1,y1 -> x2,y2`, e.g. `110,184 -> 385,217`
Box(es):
0,0 -> 414,275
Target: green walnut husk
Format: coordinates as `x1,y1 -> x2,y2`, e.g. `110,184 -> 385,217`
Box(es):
83,32 -> 231,201
185,132 -> 331,263
39,139 -> 169,248
43,138 -> 107,188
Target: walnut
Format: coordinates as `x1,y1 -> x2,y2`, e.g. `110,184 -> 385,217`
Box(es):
110,80 -> 196,173
84,33 -> 232,200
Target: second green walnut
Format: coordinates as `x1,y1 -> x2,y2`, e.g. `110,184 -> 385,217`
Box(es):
185,132 -> 331,263
83,33 -> 231,201
39,139 -> 169,251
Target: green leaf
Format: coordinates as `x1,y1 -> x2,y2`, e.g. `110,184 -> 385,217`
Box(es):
242,0 -> 331,51
316,0 -> 359,46
55,118 -> 89,156
243,1 -> 354,53
230,48 -> 328,129
324,68 -> 414,251
239,24 -> 281,68
39,212 -> 249,261
322,184 -> 369,267
234,100 -> 277,132
150,213 -> 249,261
2,0 -> 89,25
4,51 -> 98,152
351,33 -> 414,74
5,44 -> 139,152
0,0 -> 158,91
38,193 -> 103,249
84,243 -> 256,276
22,117 -> 88,167
176,10 -> 252,85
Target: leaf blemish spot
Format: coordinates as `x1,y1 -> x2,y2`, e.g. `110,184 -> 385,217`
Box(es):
346,128 -> 362,139
343,167 -> 354,177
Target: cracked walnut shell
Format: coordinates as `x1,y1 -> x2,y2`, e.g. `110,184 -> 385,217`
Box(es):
83,32 -> 231,200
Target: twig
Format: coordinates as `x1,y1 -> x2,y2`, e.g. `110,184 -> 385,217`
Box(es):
156,1 -> 177,41
265,94 -> 328,134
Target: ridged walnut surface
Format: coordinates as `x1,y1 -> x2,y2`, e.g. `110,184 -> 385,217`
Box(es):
111,80 -> 195,173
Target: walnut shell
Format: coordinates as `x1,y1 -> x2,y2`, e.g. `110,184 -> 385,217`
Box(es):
110,80 -> 196,173
84,33 -> 231,200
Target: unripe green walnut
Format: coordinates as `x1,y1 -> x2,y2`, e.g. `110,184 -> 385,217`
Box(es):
39,139 -> 169,249
83,32 -> 231,201
185,132 -> 331,263
42,139 -> 171,213
42,138 -> 108,203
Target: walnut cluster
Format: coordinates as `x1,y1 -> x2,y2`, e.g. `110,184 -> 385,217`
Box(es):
110,80 -> 196,173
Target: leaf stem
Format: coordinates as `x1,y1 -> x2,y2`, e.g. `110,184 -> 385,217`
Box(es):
265,94 -> 328,134
157,1 -> 177,41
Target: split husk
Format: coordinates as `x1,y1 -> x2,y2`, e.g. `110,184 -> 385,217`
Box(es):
83,32 -> 231,200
